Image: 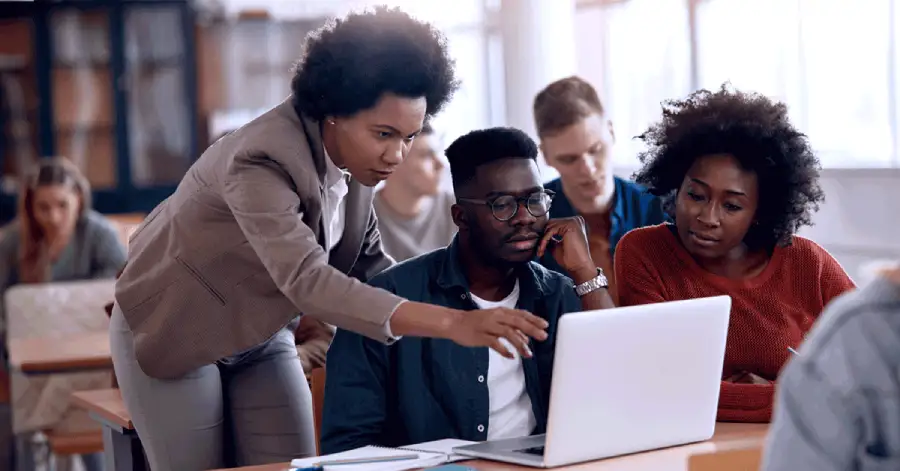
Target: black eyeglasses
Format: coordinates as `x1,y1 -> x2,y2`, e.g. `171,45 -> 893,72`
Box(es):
457,190 -> 556,222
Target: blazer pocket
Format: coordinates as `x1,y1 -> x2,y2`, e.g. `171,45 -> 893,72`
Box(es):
175,256 -> 226,306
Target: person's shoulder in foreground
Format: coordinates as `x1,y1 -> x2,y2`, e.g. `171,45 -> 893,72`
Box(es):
762,264 -> 900,471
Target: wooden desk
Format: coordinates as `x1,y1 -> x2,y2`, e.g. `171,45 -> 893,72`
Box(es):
72,389 -> 146,471
8,331 -> 111,374
210,423 -> 768,471
688,443 -> 763,471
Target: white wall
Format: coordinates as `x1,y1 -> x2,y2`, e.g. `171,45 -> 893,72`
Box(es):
797,170 -> 900,281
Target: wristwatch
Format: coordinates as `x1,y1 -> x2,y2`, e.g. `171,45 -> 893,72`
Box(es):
574,268 -> 609,297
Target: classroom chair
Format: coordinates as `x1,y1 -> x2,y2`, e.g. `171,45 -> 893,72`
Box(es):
309,367 -> 326,456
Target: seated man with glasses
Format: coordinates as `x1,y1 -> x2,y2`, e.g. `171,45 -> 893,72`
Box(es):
321,127 -> 614,454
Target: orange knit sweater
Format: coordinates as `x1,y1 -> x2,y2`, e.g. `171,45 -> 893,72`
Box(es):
614,224 -> 855,423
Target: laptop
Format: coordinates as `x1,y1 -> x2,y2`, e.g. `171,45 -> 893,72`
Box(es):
453,295 -> 732,468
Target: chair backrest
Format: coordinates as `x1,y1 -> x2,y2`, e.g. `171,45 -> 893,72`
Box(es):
309,367 -> 326,456
4,279 -> 115,434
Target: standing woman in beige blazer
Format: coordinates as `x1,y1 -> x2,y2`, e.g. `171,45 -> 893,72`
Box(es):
109,6 -> 548,471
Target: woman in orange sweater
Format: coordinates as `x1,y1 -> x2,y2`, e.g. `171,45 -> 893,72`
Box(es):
614,85 -> 855,423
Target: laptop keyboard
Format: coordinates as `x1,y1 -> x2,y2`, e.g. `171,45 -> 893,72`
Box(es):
517,446 -> 545,456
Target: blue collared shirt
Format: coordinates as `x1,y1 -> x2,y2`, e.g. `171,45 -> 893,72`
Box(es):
320,237 -> 583,454
544,176 -> 667,255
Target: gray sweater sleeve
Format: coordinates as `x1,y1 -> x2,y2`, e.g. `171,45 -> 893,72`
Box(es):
85,212 -> 127,278
762,276 -> 900,471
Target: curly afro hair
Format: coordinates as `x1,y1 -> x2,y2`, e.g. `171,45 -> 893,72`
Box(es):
633,83 -> 824,250
291,6 -> 460,122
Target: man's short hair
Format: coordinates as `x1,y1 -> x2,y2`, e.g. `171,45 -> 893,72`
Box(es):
445,127 -> 538,195
533,76 -> 605,138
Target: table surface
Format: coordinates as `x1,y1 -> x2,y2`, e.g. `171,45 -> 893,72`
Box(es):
8,331 -> 111,373
71,388 -> 133,429
210,422 -> 769,471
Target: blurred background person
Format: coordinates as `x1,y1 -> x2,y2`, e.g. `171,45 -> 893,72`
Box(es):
0,157 -> 125,471
0,157 -> 126,322
533,77 -> 666,303
374,122 -> 456,263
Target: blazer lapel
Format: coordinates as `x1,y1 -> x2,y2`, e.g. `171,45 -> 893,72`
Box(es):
328,180 -> 371,273
288,99 -> 331,250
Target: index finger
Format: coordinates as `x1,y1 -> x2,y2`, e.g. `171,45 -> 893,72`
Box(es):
502,309 -> 549,341
536,226 -> 562,258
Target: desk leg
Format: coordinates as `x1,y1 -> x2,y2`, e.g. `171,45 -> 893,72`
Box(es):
101,426 -> 146,471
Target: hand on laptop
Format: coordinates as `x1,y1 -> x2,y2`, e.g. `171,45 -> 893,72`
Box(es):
536,216 -> 596,283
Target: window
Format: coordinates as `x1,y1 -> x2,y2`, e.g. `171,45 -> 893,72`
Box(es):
577,0 -> 692,170
582,0 -> 900,168
205,0 -> 493,156
799,0 -> 893,167
698,0 -> 894,168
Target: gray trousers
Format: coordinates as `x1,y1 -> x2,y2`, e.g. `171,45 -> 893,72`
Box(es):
108,305 -> 316,471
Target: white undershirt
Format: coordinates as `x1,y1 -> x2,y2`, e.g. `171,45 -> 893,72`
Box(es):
323,150 -> 349,252
319,150 -> 400,340
469,281 -> 537,440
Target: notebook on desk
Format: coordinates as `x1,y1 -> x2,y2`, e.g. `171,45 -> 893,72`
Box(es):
290,439 -> 476,470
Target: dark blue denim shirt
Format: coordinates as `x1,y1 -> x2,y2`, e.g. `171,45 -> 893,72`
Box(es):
320,237 -> 583,454
539,176 -> 667,273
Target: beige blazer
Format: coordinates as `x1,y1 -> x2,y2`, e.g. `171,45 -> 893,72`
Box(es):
115,99 -> 403,380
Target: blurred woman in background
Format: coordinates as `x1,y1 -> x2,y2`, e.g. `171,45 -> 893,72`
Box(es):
0,156 -> 126,314
0,157 -> 126,471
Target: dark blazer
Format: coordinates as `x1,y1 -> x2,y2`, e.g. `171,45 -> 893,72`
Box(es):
115,98 -> 402,379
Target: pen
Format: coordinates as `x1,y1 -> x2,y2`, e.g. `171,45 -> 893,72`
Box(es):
290,453 -> 421,470
319,453 -> 420,465
787,346 -> 800,356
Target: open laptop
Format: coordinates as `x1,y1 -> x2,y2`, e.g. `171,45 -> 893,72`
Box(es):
453,295 -> 731,468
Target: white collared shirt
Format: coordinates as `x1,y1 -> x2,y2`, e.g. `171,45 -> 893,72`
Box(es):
321,148 -> 400,341
323,150 -> 350,253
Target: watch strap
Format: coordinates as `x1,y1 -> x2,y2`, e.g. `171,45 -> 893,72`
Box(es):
574,268 -> 609,296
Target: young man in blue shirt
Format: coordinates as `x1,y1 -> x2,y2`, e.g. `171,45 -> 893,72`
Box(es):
533,77 -> 667,304
320,127 -> 614,454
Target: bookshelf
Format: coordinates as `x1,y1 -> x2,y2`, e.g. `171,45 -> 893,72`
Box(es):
0,0 -> 198,217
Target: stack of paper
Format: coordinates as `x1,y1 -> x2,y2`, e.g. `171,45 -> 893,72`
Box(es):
290,439 -> 477,471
